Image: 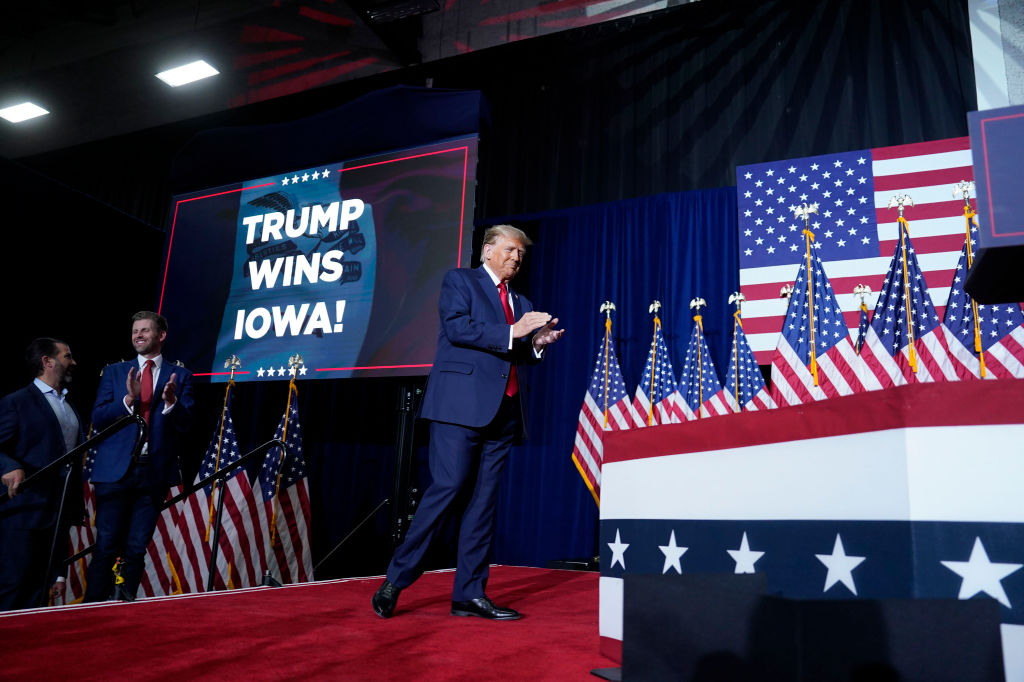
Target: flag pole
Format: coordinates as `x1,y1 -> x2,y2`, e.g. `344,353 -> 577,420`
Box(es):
689,298 -> 706,418
853,284 -> 872,356
647,300 -> 662,426
600,301 -> 616,428
890,195 -> 917,372
794,202 -> 820,386
956,181 -> 986,377
205,355 -> 240,542
270,353 -> 303,548
728,292 -> 745,412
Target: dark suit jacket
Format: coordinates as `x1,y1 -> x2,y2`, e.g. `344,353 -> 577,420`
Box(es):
90,359 -> 194,489
0,383 -> 84,529
420,267 -> 540,438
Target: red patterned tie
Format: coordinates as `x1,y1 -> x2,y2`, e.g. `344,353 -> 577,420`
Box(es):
139,359 -> 155,425
498,282 -> 518,397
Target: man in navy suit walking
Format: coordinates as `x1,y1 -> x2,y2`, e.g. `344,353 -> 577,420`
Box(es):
84,311 -> 194,602
372,224 -> 564,620
0,338 -> 84,610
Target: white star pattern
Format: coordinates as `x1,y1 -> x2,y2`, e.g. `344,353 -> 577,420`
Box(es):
658,530 -> 688,574
816,534 -> 865,595
608,529 -> 629,569
941,537 -> 1022,608
727,532 -> 765,574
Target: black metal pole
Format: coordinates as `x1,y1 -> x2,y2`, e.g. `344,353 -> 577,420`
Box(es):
40,461 -> 74,607
205,480 -> 230,592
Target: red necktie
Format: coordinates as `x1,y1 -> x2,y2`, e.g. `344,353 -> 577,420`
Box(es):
139,359 -> 155,425
498,282 -> 518,397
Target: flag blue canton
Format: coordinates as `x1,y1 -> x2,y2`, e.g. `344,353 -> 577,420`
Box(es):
781,253 -> 851,362
943,239 -> 1024,353
83,446 -> 97,479
199,397 -> 243,497
870,227 -> 943,355
261,388 -> 306,501
679,320 -> 722,410
725,320 -> 767,405
738,150 -> 879,268
640,323 -> 679,403
588,341 -> 630,405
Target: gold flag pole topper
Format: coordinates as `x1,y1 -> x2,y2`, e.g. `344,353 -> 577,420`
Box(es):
793,202 -> 820,386
728,292 -> 745,412
888,194 -> 917,372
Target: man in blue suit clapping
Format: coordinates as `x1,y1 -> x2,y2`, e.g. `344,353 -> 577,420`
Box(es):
372,224 -> 564,620
84,311 -> 193,602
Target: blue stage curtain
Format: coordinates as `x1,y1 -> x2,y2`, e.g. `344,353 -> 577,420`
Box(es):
491,187 -> 738,565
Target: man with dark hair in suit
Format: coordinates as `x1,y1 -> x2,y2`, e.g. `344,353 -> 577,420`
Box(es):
84,311 -> 194,602
0,338 -> 84,610
372,224 -> 564,620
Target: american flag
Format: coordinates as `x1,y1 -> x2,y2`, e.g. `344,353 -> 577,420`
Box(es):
253,379 -> 313,584
861,213 -> 959,384
65,444 -> 96,604
722,312 -> 776,412
572,315 -> 639,506
175,383 -> 262,592
769,241 -> 883,406
632,315 -> 683,426
139,485 -> 185,597
738,137 -> 974,364
678,312 -> 729,418
942,232 -> 1024,380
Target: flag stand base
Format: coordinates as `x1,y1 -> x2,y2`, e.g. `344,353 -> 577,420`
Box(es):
262,571 -> 282,588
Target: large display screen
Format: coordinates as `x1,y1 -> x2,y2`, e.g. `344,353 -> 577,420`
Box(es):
158,136 -> 478,382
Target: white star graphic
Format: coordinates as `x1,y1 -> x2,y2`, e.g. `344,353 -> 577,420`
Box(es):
277,366 -> 287,376
281,177 -> 290,185
941,537 -> 1022,608
608,529 -> 629,569
727,532 -> 765,574
322,168 -> 331,177
816,534 -> 865,595
257,367 -> 265,377
312,170 -> 320,180
658,530 -> 688,574
299,365 -> 308,376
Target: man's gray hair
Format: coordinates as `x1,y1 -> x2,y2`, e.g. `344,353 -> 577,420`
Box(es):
479,224 -> 533,263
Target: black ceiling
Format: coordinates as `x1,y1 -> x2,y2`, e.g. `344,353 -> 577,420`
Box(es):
0,0 -> 427,158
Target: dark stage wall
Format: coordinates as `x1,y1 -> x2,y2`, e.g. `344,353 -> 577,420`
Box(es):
3,0 -> 978,577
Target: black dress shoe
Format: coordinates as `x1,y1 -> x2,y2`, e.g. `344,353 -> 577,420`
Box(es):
372,580 -> 401,618
451,595 -> 521,620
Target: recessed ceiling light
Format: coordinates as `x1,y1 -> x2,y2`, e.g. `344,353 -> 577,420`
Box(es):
156,60 -> 219,87
0,102 -> 49,123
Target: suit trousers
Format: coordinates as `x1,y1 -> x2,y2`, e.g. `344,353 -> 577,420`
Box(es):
84,461 -> 163,602
387,395 -> 520,601
0,522 -> 54,610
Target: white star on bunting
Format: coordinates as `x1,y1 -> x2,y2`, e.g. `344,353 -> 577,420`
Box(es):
941,537 -> 1023,608
658,530 -> 688,574
816,534 -> 865,595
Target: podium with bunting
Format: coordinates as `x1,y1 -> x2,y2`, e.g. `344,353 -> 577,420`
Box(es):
597,380 -> 1024,679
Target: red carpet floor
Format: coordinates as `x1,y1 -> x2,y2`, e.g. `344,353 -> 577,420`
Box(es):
0,566 -> 616,681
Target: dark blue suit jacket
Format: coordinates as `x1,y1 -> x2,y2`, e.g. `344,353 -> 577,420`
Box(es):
420,267 -> 540,438
0,383 -> 84,529
90,359 -> 194,489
